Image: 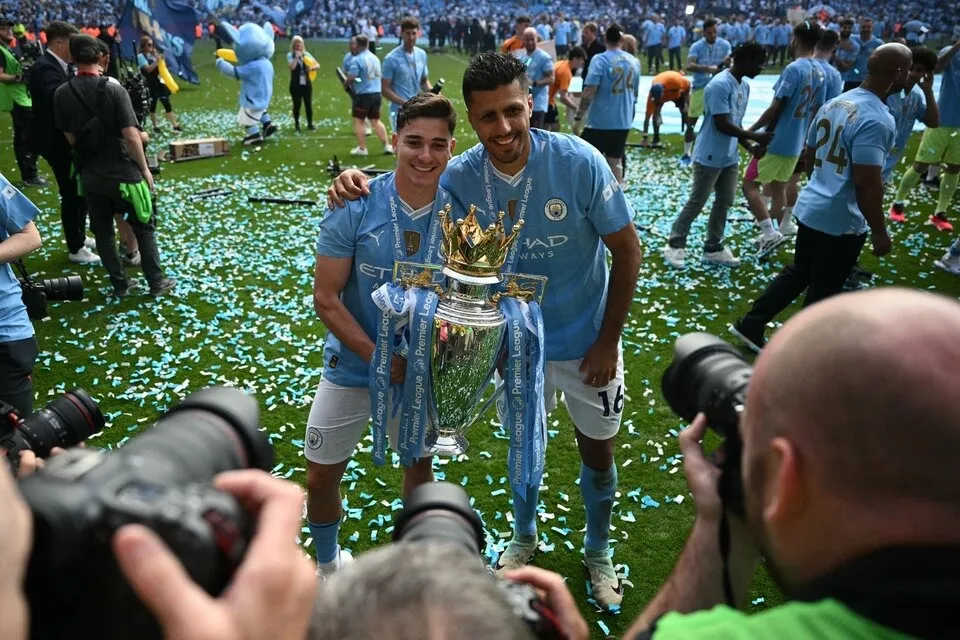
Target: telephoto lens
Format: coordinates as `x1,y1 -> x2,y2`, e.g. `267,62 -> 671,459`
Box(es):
3,389 -> 104,469
393,481 -> 485,554
41,274 -> 84,301
19,386 -> 274,640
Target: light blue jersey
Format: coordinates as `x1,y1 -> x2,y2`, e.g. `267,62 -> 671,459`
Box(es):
536,24 -> 551,42
851,35 -> 883,82
0,173 -> 38,341
584,48 -> 641,130
347,49 -> 382,94
835,39 -> 860,81
738,23 -> 751,44
693,70 -> 750,168
555,21 -> 570,46
643,22 -> 666,48
316,173 -> 449,387
687,37 -> 732,90
773,24 -> 791,47
795,89 -> 895,236
938,45 -> 960,127
903,20 -> 926,43
756,25 -> 771,45
814,58 -> 843,104
382,45 -> 429,113
439,130 -> 635,360
523,48 -> 555,113
768,58 -> 824,157
341,51 -> 352,70
883,85 -> 927,181
668,26 -> 686,49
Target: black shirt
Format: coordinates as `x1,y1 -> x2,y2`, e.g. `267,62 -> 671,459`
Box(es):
53,75 -> 143,192
583,39 -> 607,78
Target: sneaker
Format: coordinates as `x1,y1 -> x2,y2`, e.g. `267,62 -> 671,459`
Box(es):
778,217 -> 798,236
493,535 -> 538,575
112,279 -> 143,297
584,549 -> 623,609
122,250 -> 141,266
317,548 -> 354,581
350,146 -> 369,156
843,274 -> 868,291
927,212 -> 954,232
384,143 -> 395,154
662,246 -> 686,268
23,176 -> 48,187
923,175 -> 940,190
679,154 -> 692,167
149,277 -> 177,297
83,236 -> 97,250
729,321 -> 766,354
364,126 -> 373,136
934,252 -> 960,276
888,203 -> 906,223
263,122 -> 278,138
242,133 -> 264,146
69,246 -> 100,265
702,247 -> 741,267
757,232 -> 788,259
850,265 -> 874,281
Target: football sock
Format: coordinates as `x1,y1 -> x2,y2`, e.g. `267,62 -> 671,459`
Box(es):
895,166 -> 922,203
759,218 -> 776,237
927,165 -> 939,180
309,518 -> 340,565
511,483 -> 540,539
780,205 -> 794,226
580,462 -> 618,552
683,141 -> 692,156
937,172 -> 959,213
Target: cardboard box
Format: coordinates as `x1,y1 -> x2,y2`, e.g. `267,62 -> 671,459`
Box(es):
169,138 -> 230,162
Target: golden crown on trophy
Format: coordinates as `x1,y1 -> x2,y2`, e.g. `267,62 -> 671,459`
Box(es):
439,203 -> 524,277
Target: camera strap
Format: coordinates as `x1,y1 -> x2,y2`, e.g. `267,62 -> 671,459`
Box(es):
719,509 -> 736,606
12,258 -> 31,282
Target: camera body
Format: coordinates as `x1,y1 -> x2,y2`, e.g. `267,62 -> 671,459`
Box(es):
430,77 -> 445,94
15,260 -> 84,320
16,38 -> 43,85
18,386 -> 274,640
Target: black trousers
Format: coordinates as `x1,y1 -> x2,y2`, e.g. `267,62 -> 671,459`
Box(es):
40,147 -> 87,253
11,104 -> 38,182
646,45 -> 663,74
0,336 -> 38,416
291,82 -> 313,126
668,46 -> 682,70
741,222 -> 867,331
86,187 -> 166,293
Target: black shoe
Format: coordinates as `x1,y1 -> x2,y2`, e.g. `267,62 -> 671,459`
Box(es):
112,279 -> 143,297
243,133 -> 264,146
923,175 -> 941,190
263,122 -> 278,138
173,125 -> 183,132
23,176 -> 48,187
850,265 -> 874,281
729,320 -> 766,354
149,277 -> 177,297
295,124 -> 301,133
307,123 -> 315,130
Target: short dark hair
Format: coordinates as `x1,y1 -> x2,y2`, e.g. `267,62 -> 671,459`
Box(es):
793,20 -> 822,49
356,34 -> 368,47
397,92 -> 457,134
840,18 -> 855,27
605,23 -> 623,44
96,39 -> 110,56
462,52 -> 528,107
516,15 -> 531,25
733,41 -> 766,65
583,22 -> 598,34
568,46 -> 586,61
817,29 -> 840,51
703,18 -> 718,30
400,16 -> 419,32
910,45 -> 938,73
45,21 -> 78,42
69,34 -> 102,65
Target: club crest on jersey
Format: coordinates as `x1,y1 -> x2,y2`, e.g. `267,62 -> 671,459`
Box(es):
404,230 -> 421,257
544,198 -> 567,222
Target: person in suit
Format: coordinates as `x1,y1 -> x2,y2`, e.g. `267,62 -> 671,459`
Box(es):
27,20 -> 99,264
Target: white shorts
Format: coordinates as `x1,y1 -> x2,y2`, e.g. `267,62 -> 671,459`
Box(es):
497,345 -> 625,440
238,106 -> 266,127
303,378 -> 419,464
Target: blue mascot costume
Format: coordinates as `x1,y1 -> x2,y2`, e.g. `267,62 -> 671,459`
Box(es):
215,22 -> 277,146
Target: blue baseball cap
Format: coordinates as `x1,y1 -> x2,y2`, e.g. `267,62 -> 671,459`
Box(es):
650,83 -> 665,100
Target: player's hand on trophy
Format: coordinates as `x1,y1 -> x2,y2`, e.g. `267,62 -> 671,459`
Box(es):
327,170 -> 370,208
391,356 -> 407,384
579,339 -> 618,388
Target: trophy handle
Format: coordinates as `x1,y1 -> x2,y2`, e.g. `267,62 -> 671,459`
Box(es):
461,382 -> 506,433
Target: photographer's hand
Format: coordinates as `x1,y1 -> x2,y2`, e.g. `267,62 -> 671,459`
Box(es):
113,470 -> 317,640
679,413 -> 723,522
15,447 -> 67,479
0,461 -> 31,640
503,567 -> 589,640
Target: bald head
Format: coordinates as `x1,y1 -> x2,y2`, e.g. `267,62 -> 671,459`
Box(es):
749,288 -> 960,508
521,27 -> 538,52
866,42 -> 912,77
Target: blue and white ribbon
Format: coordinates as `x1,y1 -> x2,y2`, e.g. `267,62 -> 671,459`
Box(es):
500,297 -> 546,488
369,282 -> 414,466
397,287 -> 440,468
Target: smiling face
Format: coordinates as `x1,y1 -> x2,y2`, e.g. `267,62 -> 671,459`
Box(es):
703,24 -> 718,43
466,79 -> 532,173
522,28 -> 537,53
393,117 -> 456,190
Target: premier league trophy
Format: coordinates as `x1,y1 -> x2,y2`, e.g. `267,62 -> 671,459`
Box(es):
394,204 -> 545,457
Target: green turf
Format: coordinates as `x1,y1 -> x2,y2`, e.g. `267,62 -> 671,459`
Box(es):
3,40 -> 958,638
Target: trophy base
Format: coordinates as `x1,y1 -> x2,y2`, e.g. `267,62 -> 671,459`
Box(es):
423,430 -> 469,457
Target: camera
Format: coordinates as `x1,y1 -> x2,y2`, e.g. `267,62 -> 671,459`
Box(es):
16,259 -> 84,320
16,38 -> 42,85
394,482 -> 564,640
430,77 -> 445,94
661,332 -> 753,516
18,386 -> 274,640
0,388 -> 103,473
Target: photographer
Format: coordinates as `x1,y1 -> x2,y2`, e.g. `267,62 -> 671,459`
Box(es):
0,172 -> 41,416
0,18 -> 43,187
27,21 -> 101,265
54,34 -> 175,298
623,287 -> 960,638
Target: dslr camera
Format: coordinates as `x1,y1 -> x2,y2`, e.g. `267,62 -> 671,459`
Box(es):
661,333 -> 753,516
17,386 -> 274,640
393,482 -> 565,640
0,388 -> 103,474
15,259 -> 84,320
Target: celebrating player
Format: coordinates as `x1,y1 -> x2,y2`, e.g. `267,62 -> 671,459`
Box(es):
328,52 -> 642,609
382,16 -> 432,133
683,18 -> 732,165
304,94 -> 458,577
520,27 -> 554,129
